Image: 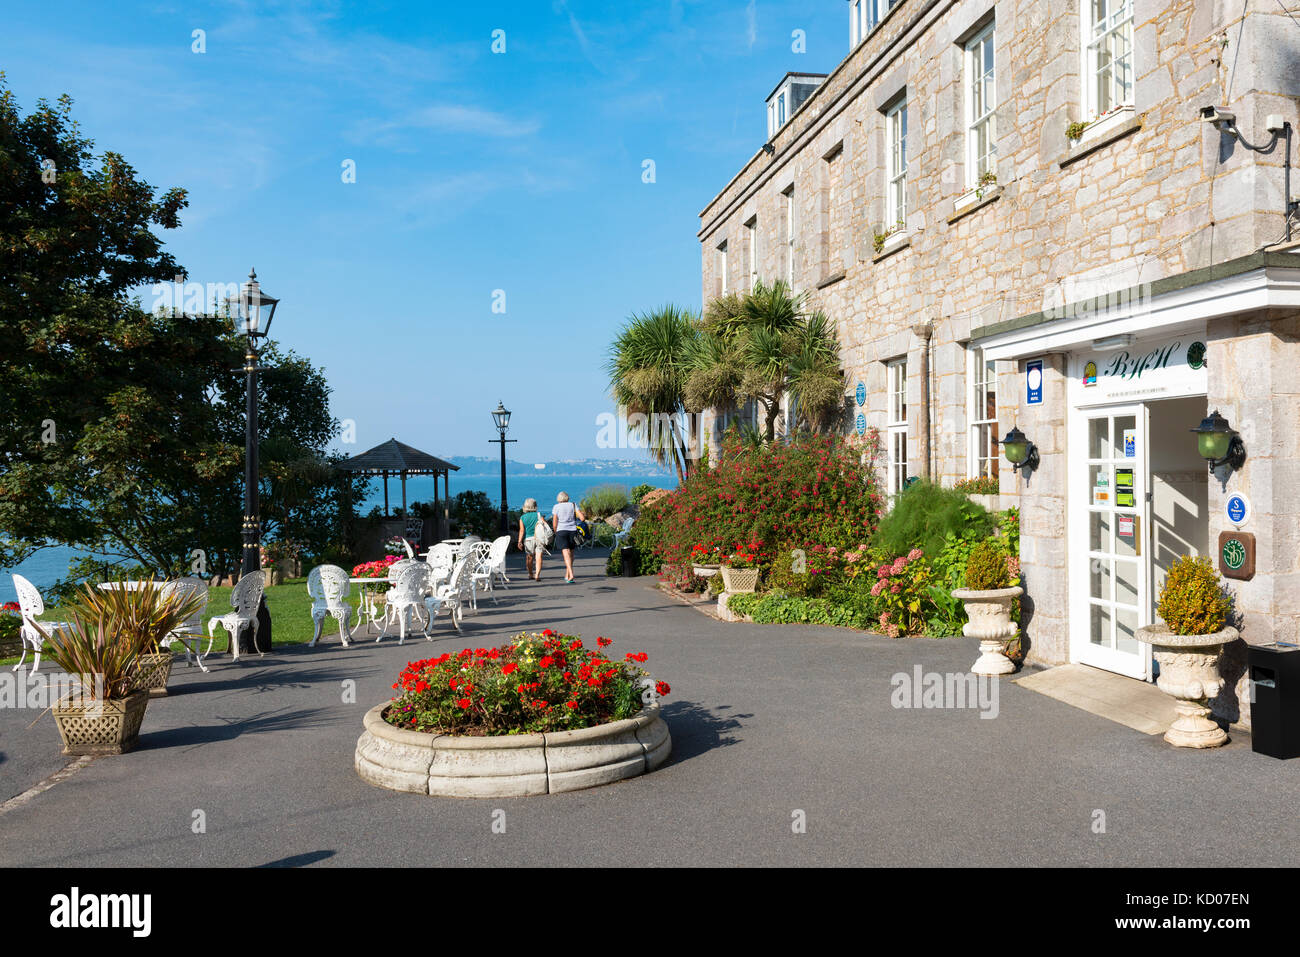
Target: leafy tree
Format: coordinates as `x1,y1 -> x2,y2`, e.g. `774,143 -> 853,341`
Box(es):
0,77 -> 354,587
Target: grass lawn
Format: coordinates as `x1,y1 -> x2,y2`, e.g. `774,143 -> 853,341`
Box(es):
1,578 -> 377,666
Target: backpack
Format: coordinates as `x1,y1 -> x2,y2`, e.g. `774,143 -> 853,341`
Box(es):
534,514 -> 554,547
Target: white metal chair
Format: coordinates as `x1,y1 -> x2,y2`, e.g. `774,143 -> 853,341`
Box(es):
455,536 -> 481,560
405,517 -> 424,547
613,517 -> 636,549
207,571 -> 265,661
160,577 -> 213,671
424,556 -> 474,634
470,536 -> 511,606
381,558 -> 420,629
307,565 -> 354,648
424,543 -> 455,589
11,574 -> 71,673
375,563 -> 430,645
465,540 -> 494,610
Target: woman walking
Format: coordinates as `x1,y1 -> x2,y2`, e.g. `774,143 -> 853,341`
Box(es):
550,491 -> 586,583
517,498 -> 550,580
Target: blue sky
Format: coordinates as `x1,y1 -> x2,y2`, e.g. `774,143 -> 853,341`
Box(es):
2,0 -> 846,463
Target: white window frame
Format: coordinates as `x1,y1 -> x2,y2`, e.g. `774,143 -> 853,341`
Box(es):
745,216 -> 759,289
887,358 -> 908,496
886,97 -> 908,229
965,23 -> 996,190
966,346 -> 1000,481
716,239 -> 728,295
1082,0 -> 1134,121
778,91 -> 787,128
783,186 -> 795,287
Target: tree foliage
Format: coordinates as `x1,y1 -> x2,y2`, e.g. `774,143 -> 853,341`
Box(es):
0,77 -> 357,586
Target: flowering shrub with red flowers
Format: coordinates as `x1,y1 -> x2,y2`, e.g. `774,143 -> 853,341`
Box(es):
637,431 -> 883,590
352,556 -> 400,578
384,629 -> 671,735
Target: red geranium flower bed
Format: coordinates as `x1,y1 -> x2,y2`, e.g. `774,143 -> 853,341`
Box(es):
384,630 -> 670,735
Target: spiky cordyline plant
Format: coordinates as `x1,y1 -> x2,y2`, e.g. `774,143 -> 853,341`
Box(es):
38,579 -> 206,700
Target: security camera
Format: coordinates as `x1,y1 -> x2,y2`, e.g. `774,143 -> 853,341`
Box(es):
1200,106 -> 1235,128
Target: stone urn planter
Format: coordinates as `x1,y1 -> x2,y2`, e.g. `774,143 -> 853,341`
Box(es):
355,702 -> 671,797
691,564 -> 722,580
720,566 -> 759,594
130,651 -> 174,698
52,690 -> 150,756
1138,623 -> 1236,748
952,586 -> 1023,676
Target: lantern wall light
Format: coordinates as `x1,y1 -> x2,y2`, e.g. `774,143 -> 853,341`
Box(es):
1000,425 -> 1039,473
1191,409 -> 1246,473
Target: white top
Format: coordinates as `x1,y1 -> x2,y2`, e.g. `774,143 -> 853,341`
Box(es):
551,501 -> 578,531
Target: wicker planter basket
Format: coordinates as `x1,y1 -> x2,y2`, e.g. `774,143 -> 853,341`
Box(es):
131,651 -> 174,698
52,690 -> 150,756
721,566 -> 759,593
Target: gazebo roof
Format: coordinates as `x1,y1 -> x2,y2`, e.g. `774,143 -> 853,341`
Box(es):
337,438 -> 460,476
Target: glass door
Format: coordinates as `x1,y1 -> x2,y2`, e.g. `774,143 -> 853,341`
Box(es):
1072,403 -> 1151,679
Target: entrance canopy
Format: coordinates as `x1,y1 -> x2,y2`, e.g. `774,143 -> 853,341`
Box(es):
337,438 -> 459,517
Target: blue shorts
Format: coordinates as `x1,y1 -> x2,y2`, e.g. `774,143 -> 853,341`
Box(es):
554,530 -> 577,551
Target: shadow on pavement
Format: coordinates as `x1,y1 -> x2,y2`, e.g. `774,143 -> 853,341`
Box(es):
661,701 -> 748,764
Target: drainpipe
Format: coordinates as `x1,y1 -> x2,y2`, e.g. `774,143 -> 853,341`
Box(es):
911,320 -> 934,481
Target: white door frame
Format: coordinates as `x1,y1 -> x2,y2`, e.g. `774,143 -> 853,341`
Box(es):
1069,401 -> 1153,680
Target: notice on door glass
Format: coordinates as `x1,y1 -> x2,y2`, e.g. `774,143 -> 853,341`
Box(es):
1115,469 -> 1135,508
1117,515 -> 1135,539
1123,428 -> 1137,458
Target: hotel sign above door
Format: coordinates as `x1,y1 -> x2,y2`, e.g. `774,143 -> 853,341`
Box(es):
1071,334 -> 1208,405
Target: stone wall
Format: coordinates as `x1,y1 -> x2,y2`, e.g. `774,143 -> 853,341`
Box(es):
700,0 -> 1298,487
697,0 -> 1300,665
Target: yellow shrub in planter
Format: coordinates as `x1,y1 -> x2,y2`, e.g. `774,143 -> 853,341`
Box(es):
1156,555 -> 1231,636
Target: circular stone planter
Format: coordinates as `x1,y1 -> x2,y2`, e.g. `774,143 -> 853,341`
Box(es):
1138,623 -> 1236,748
952,586 -> 1023,676
354,703 -> 671,798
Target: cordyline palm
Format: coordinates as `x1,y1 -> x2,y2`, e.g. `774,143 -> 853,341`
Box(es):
606,305 -> 699,482
689,280 -> 844,442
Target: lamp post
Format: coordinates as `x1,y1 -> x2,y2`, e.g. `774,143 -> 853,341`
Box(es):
225,269 -> 278,654
489,401 -> 515,536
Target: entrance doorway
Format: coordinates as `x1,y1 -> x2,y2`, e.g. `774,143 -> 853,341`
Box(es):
1070,396 -> 1208,679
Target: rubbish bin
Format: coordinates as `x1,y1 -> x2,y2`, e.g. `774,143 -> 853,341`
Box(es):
621,546 -> 639,578
1248,643 -> 1300,759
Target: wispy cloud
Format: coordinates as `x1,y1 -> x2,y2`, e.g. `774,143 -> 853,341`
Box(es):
359,104 -> 541,141
555,0 -> 606,73
746,0 -> 757,49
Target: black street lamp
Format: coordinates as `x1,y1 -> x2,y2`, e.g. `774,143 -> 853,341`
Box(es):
489,401 -> 515,536
225,268 -> 278,654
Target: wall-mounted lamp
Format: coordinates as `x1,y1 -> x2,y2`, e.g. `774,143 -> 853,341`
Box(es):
762,142 -> 776,156
1091,333 -> 1135,352
1190,409 -> 1246,473
1000,425 -> 1039,473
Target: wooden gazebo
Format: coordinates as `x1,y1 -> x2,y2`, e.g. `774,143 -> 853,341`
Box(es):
337,438 -> 459,528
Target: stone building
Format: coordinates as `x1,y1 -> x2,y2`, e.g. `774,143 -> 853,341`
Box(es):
697,0 -> 1300,706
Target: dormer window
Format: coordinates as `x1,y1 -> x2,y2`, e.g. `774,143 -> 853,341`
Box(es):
766,72 -> 828,138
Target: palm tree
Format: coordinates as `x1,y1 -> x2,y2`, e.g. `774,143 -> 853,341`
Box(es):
688,280 -> 844,443
606,305 -> 699,482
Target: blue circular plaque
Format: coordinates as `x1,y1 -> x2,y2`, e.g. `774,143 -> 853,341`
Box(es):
855,382 -> 866,407
1225,494 -> 1250,527
855,413 -> 866,436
